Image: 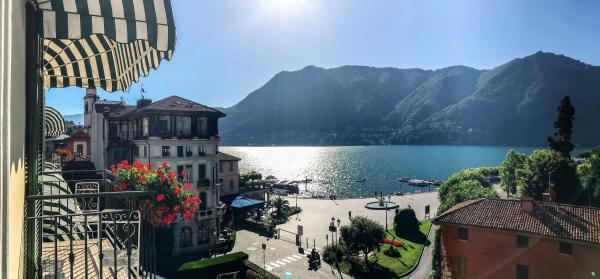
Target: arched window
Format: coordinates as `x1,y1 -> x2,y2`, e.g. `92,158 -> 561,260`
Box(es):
198,225 -> 210,245
76,144 -> 84,155
199,192 -> 207,210
180,227 -> 192,248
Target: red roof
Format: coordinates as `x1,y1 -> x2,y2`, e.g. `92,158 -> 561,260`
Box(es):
434,198 -> 600,245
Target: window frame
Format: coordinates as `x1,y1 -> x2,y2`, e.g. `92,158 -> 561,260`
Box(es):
516,264 -> 528,279
161,146 -> 170,157
457,227 -> 469,241
458,256 -> 468,276
559,241 -> 572,255
517,235 -> 529,248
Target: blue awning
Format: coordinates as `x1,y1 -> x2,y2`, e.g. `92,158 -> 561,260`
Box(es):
230,196 -> 265,209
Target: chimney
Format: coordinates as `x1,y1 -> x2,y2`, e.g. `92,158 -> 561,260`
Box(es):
137,98 -> 152,108
520,197 -> 534,213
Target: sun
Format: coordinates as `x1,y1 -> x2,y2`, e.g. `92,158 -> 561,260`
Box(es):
263,0 -> 308,18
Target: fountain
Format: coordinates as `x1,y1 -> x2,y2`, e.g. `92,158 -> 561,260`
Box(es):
365,191 -> 399,210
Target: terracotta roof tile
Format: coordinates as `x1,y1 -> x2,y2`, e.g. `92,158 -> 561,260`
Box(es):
434,198 -> 600,245
217,152 -> 241,161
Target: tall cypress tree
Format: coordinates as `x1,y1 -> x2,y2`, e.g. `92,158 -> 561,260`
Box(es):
548,96 -> 576,157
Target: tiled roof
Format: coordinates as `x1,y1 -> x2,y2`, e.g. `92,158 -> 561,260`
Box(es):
218,152 -> 241,161
96,99 -> 124,105
107,105 -> 137,117
434,198 -> 600,245
138,96 -> 225,115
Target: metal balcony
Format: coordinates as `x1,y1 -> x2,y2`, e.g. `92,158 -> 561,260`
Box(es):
25,168 -> 158,279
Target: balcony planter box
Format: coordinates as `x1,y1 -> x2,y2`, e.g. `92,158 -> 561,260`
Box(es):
198,152 -> 206,156
186,151 -> 193,157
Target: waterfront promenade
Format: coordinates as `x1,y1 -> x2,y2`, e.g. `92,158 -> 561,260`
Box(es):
233,191 -> 439,278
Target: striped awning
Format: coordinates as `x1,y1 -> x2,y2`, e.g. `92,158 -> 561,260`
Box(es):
37,0 -> 176,92
44,106 -> 66,138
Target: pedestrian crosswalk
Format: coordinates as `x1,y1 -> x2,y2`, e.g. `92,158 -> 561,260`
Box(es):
265,254 -> 304,271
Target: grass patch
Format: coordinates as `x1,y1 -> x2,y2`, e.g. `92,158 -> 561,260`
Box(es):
177,251 -> 248,271
337,220 -> 432,278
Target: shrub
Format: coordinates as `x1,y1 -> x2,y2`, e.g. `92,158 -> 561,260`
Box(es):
383,246 -> 401,257
175,252 -> 249,278
323,245 -> 345,266
394,208 -> 419,238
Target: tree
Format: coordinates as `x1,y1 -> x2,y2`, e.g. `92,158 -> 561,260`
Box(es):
500,150 -> 527,196
270,196 -> 290,220
323,245 -> 345,269
393,208 -> 419,238
548,96 -> 575,157
437,167 -> 498,214
517,149 -> 581,203
340,216 -> 385,265
577,146 -> 600,207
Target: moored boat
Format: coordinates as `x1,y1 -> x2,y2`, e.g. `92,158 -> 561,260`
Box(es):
408,179 -> 429,186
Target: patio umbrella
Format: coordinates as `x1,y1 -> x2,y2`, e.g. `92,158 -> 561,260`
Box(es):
44,106 -> 65,138
36,0 -> 177,92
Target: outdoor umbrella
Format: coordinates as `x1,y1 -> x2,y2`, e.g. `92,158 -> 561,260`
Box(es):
36,0 -> 177,92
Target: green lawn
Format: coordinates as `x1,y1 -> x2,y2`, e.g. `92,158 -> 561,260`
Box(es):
337,220 -> 432,278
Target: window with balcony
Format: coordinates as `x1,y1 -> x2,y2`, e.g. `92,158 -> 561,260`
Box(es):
176,116 -> 191,137
198,164 -> 207,179
143,146 -> 147,158
196,117 -> 207,138
177,165 -> 184,178
142,117 -> 149,136
177,146 -> 184,157
185,165 -> 193,181
458,227 -> 469,240
158,115 -> 171,137
185,145 -> 193,157
162,146 -> 170,157
559,242 -> 572,255
517,235 -> 529,248
198,145 -> 206,156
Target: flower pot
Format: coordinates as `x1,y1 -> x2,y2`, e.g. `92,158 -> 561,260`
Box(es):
151,205 -> 169,227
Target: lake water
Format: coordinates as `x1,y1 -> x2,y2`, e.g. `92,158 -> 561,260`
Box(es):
220,146 -> 590,198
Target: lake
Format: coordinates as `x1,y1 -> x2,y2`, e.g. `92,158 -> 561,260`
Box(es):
220,146 -> 590,198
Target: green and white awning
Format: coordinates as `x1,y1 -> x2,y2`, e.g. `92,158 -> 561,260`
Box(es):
44,106 -> 65,138
37,0 -> 176,92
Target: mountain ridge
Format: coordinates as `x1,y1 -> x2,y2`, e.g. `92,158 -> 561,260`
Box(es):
219,51 -> 600,146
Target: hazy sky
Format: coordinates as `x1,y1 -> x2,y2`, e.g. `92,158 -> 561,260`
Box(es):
47,0 -> 600,115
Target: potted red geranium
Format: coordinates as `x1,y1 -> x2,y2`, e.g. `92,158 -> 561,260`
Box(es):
111,160 -> 200,227
55,147 -> 72,158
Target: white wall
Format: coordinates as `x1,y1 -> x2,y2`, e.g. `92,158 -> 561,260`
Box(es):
0,0 -> 26,277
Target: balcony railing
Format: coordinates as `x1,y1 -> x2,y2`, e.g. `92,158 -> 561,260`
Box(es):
25,169 -> 158,279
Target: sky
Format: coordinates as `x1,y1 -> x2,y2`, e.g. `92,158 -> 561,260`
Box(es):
47,0 -> 600,115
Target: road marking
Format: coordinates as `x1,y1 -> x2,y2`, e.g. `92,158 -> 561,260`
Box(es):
287,256 -> 299,261
292,255 -> 303,259
269,262 -> 280,268
276,260 -> 286,265
281,259 -> 292,263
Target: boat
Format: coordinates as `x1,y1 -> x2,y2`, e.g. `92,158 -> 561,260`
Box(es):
398,177 -> 410,182
428,179 -> 443,186
408,179 -> 429,186
355,177 -> 366,183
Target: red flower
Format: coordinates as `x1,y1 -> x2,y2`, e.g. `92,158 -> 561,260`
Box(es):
167,214 -> 176,221
160,176 -> 167,183
155,194 -> 165,202
173,187 -> 182,195
116,163 -> 123,169
111,168 -> 117,174
156,169 -> 163,175
184,181 -> 191,190
138,176 -> 146,184
162,161 -> 168,167
184,214 -> 192,221
120,182 -> 127,190
122,160 -> 129,165
133,161 -> 144,169
168,171 -> 175,178
173,205 -> 181,212
181,170 -> 187,177
114,187 -> 120,192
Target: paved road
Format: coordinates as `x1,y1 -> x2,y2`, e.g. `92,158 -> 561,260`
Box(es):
232,230 -> 351,279
405,225 -> 437,279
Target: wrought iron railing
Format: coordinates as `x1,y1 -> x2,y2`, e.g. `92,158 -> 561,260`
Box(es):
25,169 -> 157,279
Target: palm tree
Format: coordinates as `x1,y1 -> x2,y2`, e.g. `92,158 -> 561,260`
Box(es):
270,196 -> 290,220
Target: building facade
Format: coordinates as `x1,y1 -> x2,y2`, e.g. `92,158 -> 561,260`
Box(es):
84,89 -> 227,257
218,152 -> 241,197
434,198 -> 600,279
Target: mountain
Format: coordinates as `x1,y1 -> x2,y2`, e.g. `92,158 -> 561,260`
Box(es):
63,113 -> 84,125
219,52 -> 600,146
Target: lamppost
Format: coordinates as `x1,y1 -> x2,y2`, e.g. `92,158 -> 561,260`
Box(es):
336,218 -> 341,243
262,243 -> 267,278
329,217 -> 336,246
385,208 -> 389,231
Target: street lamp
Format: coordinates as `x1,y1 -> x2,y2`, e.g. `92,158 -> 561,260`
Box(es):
262,243 -> 267,278
336,218 -> 341,243
329,217 -> 336,246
